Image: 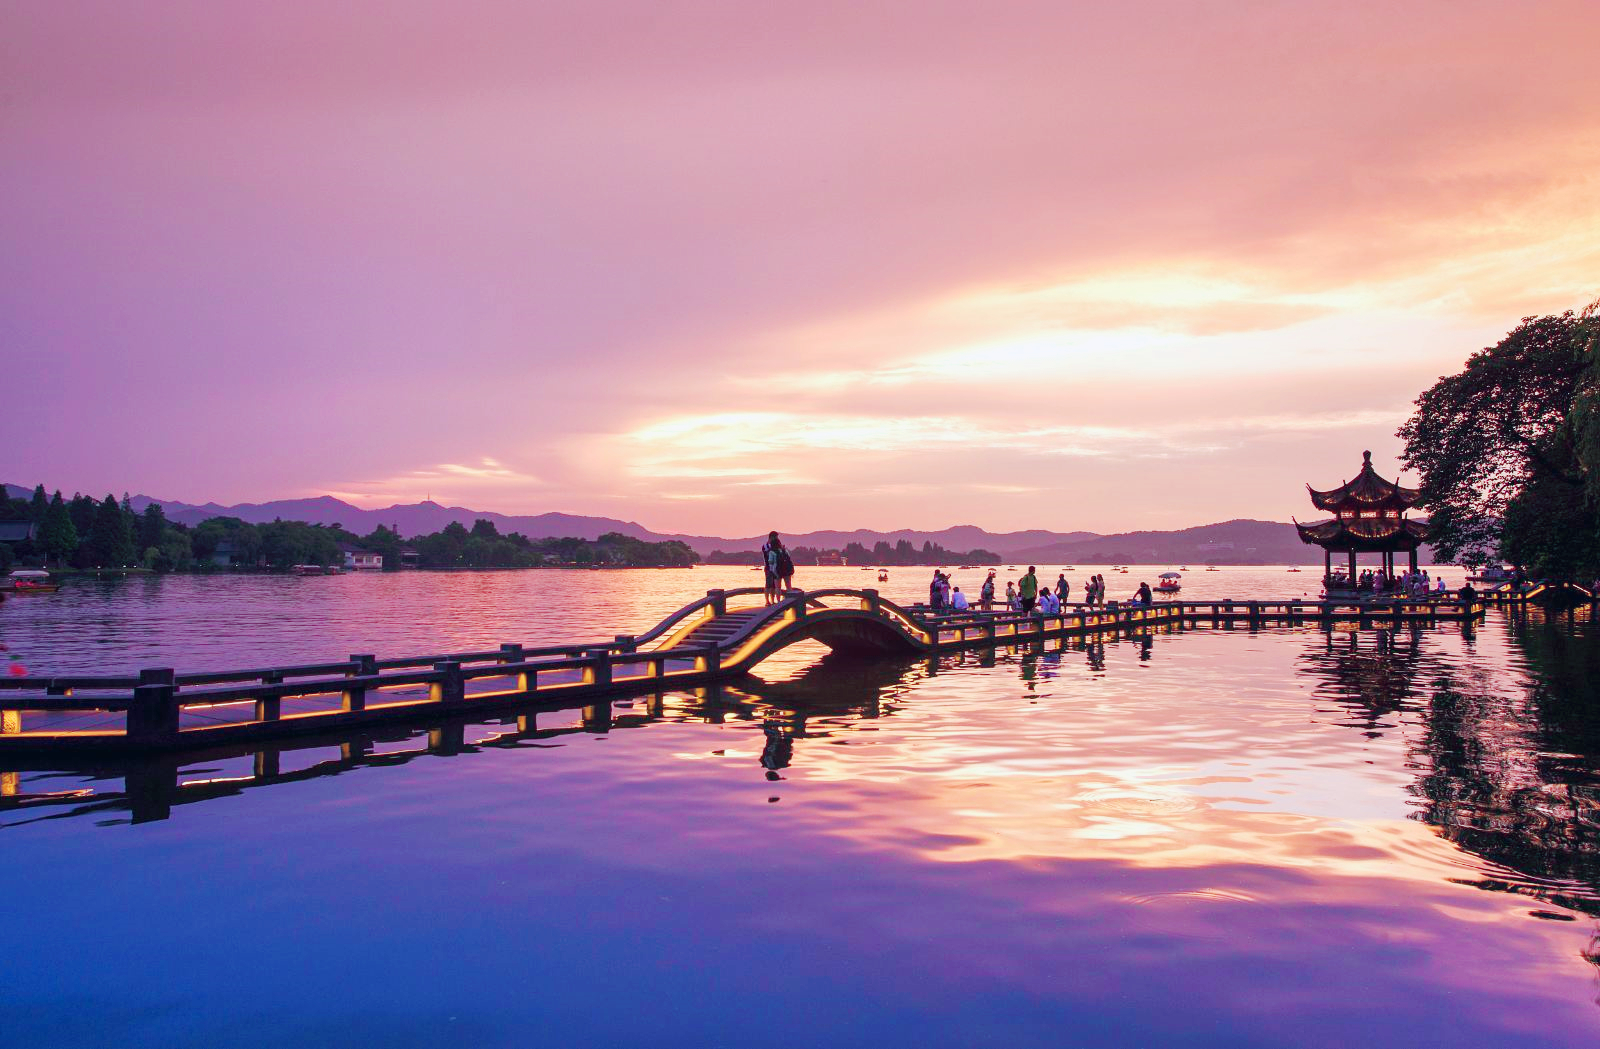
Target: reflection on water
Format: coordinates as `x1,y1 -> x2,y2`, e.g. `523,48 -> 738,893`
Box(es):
3,576 -> 1600,1046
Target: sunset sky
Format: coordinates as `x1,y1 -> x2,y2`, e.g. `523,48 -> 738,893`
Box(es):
5,1 -> 1597,536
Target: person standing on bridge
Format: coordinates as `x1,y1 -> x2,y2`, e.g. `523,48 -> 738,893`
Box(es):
981,570 -> 997,611
762,532 -> 785,605
1019,566 -> 1039,614
776,542 -> 795,593
1055,573 -> 1070,606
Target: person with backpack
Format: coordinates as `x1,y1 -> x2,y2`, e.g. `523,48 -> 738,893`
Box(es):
980,570 -> 997,611
1018,566 -> 1039,613
776,542 -> 795,593
761,532 -> 785,605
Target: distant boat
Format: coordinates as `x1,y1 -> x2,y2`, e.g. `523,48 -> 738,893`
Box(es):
877,570 -> 889,582
292,564 -> 340,576
1205,565 -> 1220,572
1179,566 -> 1190,572
1154,572 -> 1182,593
1287,567 -> 1301,573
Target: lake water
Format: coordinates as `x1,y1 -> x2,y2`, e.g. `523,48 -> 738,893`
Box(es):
4,565 -> 1598,1047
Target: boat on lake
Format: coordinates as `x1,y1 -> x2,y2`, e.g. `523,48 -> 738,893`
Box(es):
3,569 -> 58,593
1154,572 -> 1182,593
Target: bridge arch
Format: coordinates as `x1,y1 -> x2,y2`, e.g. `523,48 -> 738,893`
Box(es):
721,608 -> 928,672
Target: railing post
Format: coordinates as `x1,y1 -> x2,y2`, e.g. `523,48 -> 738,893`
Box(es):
431,661 -> 464,705
46,680 -> 72,697
707,589 -> 727,617
344,653 -> 375,712
613,634 -> 636,653
585,647 -> 613,688
863,589 -> 881,616
788,590 -> 807,619
499,643 -> 524,664
256,670 -> 282,722
698,644 -> 721,677
128,668 -> 178,746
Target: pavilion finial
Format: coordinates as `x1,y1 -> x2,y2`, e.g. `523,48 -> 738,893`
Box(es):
1362,450 -> 1372,463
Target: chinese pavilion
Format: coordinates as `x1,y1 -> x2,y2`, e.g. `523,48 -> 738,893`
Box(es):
1295,451 -> 1429,583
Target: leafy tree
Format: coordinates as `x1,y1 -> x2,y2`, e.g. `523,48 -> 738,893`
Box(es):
362,525 -> 403,571
139,503 -> 168,552
0,543 -> 12,573
151,529 -> 193,573
843,542 -> 871,565
87,493 -> 136,568
67,494 -> 97,539
39,492 -> 78,565
27,484 -> 47,521
1400,306 -> 1599,576
470,518 -> 499,539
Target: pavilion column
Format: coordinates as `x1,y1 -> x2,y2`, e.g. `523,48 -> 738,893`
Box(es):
1409,548 -> 1418,574
1324,549 -> 1331,581
1348,549 -> 1356,581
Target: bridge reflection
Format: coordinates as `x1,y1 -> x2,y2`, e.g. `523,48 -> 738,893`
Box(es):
0,629 -> 1154,826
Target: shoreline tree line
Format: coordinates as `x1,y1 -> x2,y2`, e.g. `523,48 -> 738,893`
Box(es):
0,492 -> 697,573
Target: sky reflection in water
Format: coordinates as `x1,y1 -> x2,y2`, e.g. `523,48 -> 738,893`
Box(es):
1,568 -> 1597,1047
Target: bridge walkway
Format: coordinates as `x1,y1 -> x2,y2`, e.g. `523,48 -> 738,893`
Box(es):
0,586 -> 1488,756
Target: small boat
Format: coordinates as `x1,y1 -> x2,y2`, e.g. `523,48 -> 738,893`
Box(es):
1467,565 -> 1512,583
877,570 -> 889,582
1205,565 -> 1219,572
1153,572 -> 1182,593
1179,566 -> 1190,572
292,564 -> 341,576
1287,567 -> 1301,573
4,569 -> 58,593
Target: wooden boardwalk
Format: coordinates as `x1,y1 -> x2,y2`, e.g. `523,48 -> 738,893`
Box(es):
0,586 -> 1485,755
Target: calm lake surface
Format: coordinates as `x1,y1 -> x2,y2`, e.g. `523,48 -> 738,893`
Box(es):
4,565 -> 1598,1047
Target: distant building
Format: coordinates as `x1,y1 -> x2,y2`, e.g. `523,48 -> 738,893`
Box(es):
0,521 -> 37,546
211,539 -> 236,567
397,545 -> 421,569
338,542 -> 384,571
816,550 -> 846,566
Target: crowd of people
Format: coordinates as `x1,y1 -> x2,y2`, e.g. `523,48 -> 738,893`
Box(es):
935,567 -> 1144,614
1324,567 -> 1452,598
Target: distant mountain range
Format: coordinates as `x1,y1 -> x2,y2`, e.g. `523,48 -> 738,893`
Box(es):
3,484 -> 1410,564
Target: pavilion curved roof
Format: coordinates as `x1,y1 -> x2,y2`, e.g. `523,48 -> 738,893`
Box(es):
1307,451 -> 1421,512
1295,517 -> 1430,550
